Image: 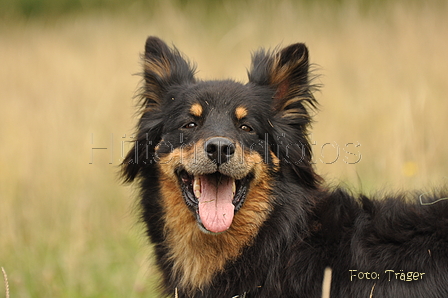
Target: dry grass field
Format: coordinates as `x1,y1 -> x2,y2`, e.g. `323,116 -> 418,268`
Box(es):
1,0 -> 447,296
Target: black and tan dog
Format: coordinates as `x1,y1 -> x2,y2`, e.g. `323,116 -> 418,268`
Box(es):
122,37 -> 448,297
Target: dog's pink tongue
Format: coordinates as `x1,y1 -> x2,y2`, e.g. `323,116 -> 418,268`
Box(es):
198,175 -> 235,233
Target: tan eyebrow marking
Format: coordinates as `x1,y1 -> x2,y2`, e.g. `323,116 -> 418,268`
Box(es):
235,106 -> 248,120
190,103 -> 203,117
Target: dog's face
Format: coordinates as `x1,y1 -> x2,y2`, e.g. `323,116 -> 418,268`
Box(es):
123,37 -> 320,235
155,80 -> 276,233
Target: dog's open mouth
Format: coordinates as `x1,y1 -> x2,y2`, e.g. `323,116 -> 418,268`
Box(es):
178,170 -> 250,234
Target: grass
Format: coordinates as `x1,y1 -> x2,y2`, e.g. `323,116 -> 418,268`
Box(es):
1,0 -> 447,296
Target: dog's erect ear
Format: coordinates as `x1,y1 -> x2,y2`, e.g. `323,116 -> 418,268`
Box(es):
122,37 -> 196,183
141,36 -> 196,111
248,43 -> 321,189
248,43 -> 317,119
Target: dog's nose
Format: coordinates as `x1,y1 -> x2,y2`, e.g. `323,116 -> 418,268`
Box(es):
205,137 -> 235,165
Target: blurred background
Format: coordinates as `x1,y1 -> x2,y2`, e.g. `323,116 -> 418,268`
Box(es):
1,0 -> 447,296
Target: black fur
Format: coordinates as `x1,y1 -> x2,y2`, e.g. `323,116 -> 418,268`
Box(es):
122,37 -> 448,297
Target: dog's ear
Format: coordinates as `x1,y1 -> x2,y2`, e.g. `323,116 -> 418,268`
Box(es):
141,36 -> 196,111
122,37 -> 196,183
248,44 -> 321,189
248,43 -> 317,120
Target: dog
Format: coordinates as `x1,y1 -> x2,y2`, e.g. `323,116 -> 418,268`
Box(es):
121,36 -> 448,297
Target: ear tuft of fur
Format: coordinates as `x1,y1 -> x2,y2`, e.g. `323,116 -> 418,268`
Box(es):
271,43 -> 309,101
248,43 -> 319,121
140,36 -> 196,112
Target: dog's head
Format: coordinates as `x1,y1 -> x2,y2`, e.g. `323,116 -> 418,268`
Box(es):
122,37 -> 320,234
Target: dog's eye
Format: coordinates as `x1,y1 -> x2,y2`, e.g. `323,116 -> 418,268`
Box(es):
240,124 -> 253,132
184,122 -> 198,129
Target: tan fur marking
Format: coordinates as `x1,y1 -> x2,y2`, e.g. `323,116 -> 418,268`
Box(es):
270,51 -> 311,118
141,57 -> 173,112
270,150 -> 280,172
190,103 -> 203,117
235,106 -> 248,120
270,51 -> 307,87
279,93 -> 308,111
144,57 -> 172,81
157,142 -> 273,293
281,107 -> 309,119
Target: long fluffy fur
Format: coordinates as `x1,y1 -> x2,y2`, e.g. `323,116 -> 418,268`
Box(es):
122,37 -> 448,297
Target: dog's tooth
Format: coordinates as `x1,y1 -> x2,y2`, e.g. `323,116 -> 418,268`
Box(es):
232,180 -> 236,195
193,177 -> 201,198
